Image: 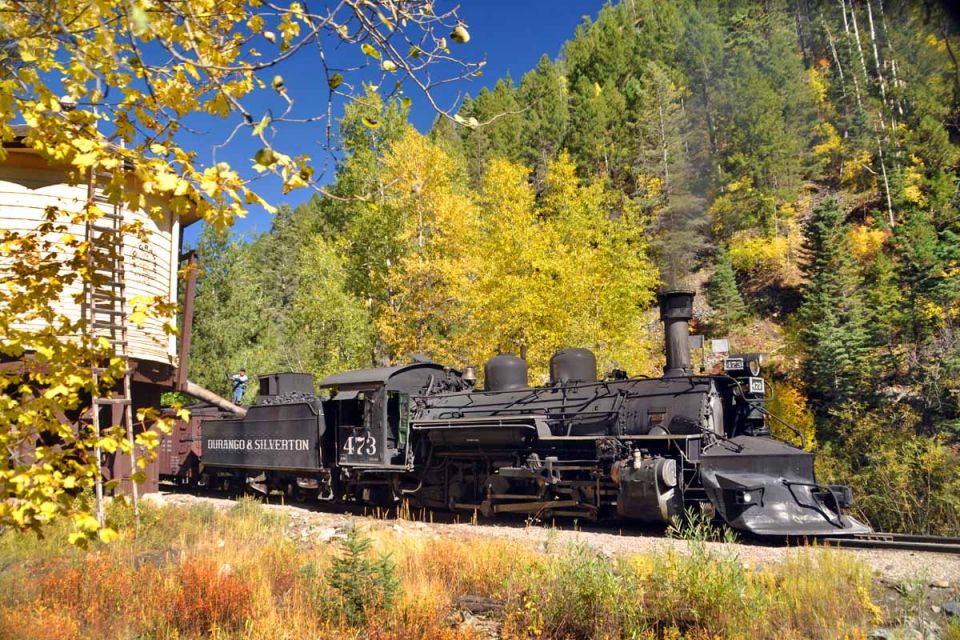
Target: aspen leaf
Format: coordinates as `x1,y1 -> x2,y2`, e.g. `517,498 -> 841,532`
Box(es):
361,43 -> 381,59
377,10 -> 394,31
72,151 -> 98,169
252,114 -> 271,136
362,116 -> 380,129
98,527 -> 119,543
130,6 -> 150,34
76,514 -> 100,532
44,384 -> 69,398
155,170 -> 180,193
381,60 -> 397,72
451,24 -> 470,44
328,73 -> 343,90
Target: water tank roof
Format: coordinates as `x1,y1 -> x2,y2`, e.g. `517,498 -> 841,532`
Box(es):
2,125 -> 203,227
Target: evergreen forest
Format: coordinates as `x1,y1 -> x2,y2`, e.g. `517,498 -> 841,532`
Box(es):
188,0 -> 960,535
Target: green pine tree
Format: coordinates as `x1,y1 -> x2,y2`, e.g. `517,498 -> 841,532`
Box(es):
327,527 -> 399,626
517,55 -> 569,186
706,246 -> 747,334
798,198 -> 870,417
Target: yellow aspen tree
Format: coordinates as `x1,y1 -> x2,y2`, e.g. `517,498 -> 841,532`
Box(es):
540,153 -> 660,378
455,157 -> 560,374
376,129 -> 477,363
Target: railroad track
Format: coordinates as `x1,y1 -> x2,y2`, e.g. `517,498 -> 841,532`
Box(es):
167,486 -> 960,555
822,533 -> 960,555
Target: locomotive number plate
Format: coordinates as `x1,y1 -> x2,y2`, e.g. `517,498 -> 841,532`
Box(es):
342,431 -> 378,457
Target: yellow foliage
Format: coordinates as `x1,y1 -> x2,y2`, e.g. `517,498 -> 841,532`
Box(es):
808,66 -> 829,106
0,205 -> 155,544
904,164 -> 927,206
375,141 -> 660,380
708,176 -> 782,240
926,33 -> 948,53
813,122 -> 842,159
726,176 -> 753,193
766,382 -> 816,450
1,0 -> 477,541
375,129 -> 478,363
848,223 -> 888,262
513,152 -> 659,379
919,300 -> 946,323
638,174 -> 664,199
728,231 -> 789,276
841,150 -> 875,188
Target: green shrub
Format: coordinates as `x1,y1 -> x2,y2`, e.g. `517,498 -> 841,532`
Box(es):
819,403 -> 960,535
666,503 -> 739,544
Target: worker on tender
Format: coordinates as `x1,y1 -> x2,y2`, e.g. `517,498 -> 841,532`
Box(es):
230,369 -> 248,404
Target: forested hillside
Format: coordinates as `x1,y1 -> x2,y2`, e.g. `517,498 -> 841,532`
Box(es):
189,0 -> 960,534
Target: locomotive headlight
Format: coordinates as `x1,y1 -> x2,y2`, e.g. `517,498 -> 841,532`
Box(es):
736,488 -> 762,506
749,354 -> 763,377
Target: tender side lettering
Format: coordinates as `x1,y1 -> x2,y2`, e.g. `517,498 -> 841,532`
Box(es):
206,438 -> 311,451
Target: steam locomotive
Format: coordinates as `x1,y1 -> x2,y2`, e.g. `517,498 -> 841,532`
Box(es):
168,291 -> 870,537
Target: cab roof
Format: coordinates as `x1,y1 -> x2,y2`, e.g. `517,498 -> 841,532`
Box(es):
318,362 -> 447,390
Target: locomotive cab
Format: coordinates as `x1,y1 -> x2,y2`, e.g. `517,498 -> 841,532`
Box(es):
319,362 -> 455,469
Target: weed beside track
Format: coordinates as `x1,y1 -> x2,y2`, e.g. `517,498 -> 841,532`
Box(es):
0,496 -> 957,639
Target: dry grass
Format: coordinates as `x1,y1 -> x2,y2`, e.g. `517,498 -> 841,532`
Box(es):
0,498 -> 888,639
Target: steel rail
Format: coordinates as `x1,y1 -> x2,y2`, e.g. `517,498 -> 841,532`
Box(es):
822,533 -> 960,555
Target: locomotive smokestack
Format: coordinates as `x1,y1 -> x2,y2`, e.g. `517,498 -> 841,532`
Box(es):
658,290 -> 695,377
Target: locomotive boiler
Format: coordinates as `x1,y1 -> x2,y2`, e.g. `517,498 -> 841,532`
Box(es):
181,291 -> 870,537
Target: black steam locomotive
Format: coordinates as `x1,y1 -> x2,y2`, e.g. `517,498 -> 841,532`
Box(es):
182,291 -> 869,537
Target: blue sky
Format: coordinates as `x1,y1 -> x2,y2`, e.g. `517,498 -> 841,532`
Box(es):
184,1 -> 607,245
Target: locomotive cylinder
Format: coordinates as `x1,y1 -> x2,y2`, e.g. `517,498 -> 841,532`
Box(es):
658,290 -> 695,377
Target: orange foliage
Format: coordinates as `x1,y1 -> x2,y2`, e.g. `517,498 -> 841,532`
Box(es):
166,559 -> 255,635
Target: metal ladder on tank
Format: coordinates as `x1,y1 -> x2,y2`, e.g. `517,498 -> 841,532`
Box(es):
83,170 -> 138,528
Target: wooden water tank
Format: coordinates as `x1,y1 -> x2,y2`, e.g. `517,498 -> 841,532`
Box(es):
1,130 -> 200,370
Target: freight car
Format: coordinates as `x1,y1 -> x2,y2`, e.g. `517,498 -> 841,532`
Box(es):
169,291 -> 870,537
